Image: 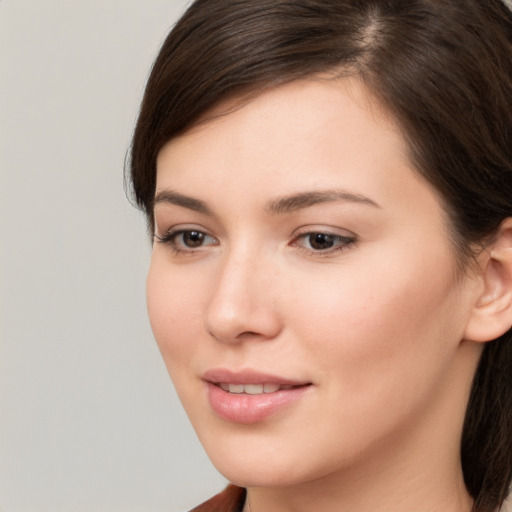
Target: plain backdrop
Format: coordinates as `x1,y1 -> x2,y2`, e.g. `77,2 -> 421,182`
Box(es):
0,1 -> 226,511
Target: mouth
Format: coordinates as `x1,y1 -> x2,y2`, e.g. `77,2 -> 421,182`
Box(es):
203,369 -> 313,424
203,368 -> 312,391
215,382 -> 308,394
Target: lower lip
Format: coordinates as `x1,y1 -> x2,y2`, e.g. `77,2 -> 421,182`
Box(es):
206,383 -> 311,424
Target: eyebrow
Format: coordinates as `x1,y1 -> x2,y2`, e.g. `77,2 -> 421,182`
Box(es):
152,188 -> 380,215
153,190 -> 213,215
265,189 -> 381,214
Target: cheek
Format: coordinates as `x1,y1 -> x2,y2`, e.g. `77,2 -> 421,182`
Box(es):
286,252 -> 463,394
146,259 -> 204,371
277,261 -> 466,463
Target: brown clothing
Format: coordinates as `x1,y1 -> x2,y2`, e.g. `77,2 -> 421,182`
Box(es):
190,485 -> 246,512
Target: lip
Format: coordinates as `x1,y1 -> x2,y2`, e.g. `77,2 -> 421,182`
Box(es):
203,368 -> 309,386
203,368 -> 312,424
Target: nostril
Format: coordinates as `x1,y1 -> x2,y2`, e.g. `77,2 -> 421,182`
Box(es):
238,331 -> 260,338
208,329 -> 271,344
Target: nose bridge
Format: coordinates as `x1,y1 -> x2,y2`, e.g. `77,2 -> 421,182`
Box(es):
205,242 -> 281,343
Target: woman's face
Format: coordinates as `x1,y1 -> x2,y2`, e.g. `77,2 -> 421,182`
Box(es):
147,79 -> 481,488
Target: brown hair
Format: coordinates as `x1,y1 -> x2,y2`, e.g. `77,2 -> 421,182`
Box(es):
129,1 -> 512,510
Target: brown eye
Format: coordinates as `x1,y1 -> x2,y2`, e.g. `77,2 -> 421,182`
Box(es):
182,230 -> 206,248
155,229 -> 218,252
308,233 -> 336,250
292,231 -> 356,254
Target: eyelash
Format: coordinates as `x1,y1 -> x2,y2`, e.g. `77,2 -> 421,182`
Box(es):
154,229 -> 218,255
154,228 -> 356,256
292,230 -> 356,256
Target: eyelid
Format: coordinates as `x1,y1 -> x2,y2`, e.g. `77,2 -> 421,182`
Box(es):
154,222 -> 214,239
292,225 -> 356,240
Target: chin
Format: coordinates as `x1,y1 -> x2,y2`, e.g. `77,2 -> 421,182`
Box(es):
213,460 -> 308,489
197,431 -> 342,490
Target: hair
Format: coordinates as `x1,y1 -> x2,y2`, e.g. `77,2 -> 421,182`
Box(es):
129,1 -> 512,510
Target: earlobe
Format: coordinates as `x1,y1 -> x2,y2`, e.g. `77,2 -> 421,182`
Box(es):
464,218 -> 512,343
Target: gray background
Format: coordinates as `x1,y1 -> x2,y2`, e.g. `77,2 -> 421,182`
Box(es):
0,1 -> 226,511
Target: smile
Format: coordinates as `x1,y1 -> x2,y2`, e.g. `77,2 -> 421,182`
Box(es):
217,383 -> 299,394
203,370 -> 312,423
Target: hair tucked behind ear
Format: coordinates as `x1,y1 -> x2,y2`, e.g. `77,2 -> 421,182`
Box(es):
129,1 -> 512,509
463,336 -> 512,511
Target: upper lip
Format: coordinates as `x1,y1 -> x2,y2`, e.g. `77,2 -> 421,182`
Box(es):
203,368 -> 311,386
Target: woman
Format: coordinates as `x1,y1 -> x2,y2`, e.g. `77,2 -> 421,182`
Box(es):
129,1 -> 512,511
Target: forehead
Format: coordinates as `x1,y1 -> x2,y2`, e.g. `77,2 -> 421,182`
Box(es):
155,77 -> 416,197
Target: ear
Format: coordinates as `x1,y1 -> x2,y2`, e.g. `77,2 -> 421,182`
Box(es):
464,218 -> 512,343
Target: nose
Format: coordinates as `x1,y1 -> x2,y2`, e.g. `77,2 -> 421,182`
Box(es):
205,250 -> 282,344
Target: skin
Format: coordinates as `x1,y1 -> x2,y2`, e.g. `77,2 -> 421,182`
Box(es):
146,78 -> 489,512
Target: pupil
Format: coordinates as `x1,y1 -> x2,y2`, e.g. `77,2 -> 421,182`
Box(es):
310,233 -> 335,250
184,231 -> 204,247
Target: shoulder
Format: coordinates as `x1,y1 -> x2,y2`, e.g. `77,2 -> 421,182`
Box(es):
189,485 -> 246,512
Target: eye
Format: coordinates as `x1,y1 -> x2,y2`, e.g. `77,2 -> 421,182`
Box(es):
155,228 -> 218,252
178,230 -> 209,248
292,231 -> 356,254
307,233 -> 339,250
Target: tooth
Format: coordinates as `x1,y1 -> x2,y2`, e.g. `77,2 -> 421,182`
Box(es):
245,384 -> 264,395
228,384 -> 244,394
220,383 -> 229,391
263,383 -> 280,393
